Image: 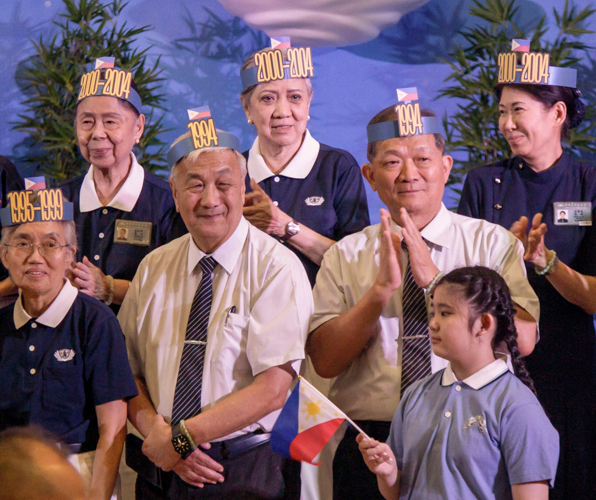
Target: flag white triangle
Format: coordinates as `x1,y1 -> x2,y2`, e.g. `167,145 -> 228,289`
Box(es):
397,89 -> 408,101
25,179 -> 35,190
512,40 -> 520,50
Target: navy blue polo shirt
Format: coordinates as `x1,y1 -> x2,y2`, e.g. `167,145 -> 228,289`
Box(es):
60,161 -> 185,311
245,139 -> 370,286
458,153 -> 596,380
0,282 -> 137,448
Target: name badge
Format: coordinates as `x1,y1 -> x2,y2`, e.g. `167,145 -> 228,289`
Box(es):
114,219 -> 152,246
553,202 -> 592,226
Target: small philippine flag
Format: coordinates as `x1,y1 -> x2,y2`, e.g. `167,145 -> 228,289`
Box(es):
271,377 -> 347,465
396,87 -> 419,103
187,106 -> 211,121
271,37 -> 291,50
24,176 -> 46,191
95,57 -> 115,69
511,39 -> 530,52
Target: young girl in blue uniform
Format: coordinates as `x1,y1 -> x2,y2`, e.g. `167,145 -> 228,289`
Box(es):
358,267 -> 559,500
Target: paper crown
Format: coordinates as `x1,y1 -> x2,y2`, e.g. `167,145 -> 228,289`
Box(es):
0,180 -> 73,227
167,106 -> 242,168
367,87 -> 443,142
77,57 -> 143,113
497,40 -> 577,88
240,37 -> 314,90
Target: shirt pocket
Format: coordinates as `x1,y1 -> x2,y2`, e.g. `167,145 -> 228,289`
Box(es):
210,313 -> 251,382
42,365 -> 85,418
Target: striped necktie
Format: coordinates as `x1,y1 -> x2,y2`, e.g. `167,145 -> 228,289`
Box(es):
400,241 -> 431,397
172,256 -> 217,424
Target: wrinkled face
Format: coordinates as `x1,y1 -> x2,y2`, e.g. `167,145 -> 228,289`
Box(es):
76,95 -> 144,171
363,134 -> 451,225
429,284 -> 480,362
1,222 -> 73,300
243,78 -> 312,150
170,149 -> 246,253
498,86 -> 561,160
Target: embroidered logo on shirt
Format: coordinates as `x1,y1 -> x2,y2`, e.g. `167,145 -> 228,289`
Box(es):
463,415 -> 487,434
54,349 -> 75,362
305,196 -> 324,206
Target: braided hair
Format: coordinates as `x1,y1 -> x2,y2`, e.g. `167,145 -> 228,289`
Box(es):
436,266 -> 537,397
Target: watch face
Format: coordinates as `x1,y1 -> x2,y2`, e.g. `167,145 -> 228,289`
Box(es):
172,435 -> 192,455
287,221 -> 300,236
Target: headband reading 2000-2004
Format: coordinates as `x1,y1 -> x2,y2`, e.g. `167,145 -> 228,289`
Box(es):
240,37 -> 314,91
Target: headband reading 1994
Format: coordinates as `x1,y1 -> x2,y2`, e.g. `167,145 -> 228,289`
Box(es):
188,118 -> 218,149
397,102 -> 423,136
7,189 -> 64,224
78,68 -> 133,101
498,52 -> 550,85
254,48 -> 314,83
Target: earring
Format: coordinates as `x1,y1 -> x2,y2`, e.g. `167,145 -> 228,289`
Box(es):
135,138 -> 140,144
247,119 -> 253,125
307,115 -> 311,120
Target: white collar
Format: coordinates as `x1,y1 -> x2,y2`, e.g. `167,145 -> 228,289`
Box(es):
14,279 -> 78,329
247,129 -> 320,183
79,152 -> 145,212
441,357 -> 509,390
388,203 -> 451,249
187,217 -> 249,276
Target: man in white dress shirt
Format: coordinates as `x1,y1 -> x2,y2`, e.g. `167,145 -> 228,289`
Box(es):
306,104 -> 540,499
119,124 -> 313,499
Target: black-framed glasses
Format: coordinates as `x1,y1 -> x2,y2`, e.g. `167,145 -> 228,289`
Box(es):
4,241 -> 70,258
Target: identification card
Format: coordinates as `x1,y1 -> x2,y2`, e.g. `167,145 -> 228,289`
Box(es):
114,219 -> 152,246
553,202 -> 592,226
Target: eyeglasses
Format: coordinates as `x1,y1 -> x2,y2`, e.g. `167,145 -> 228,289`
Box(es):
4,241 -> 71,258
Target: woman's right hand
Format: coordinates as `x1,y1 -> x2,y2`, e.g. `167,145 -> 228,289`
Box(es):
357,433 -> 397,477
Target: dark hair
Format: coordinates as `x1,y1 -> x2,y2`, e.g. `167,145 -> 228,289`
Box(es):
494,83 -> 585,140
366,105 -> 446,162
436,266 -> 537,396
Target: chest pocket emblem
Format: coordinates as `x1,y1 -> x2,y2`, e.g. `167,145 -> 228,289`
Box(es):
305,196 -> 325,206
463,415 -> 487,434
54,349 -> 75,362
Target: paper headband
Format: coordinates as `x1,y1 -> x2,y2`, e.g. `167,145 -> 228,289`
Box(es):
77,57 -> 143,113
367,88 -> 443,142
497,39 -> 577,88
241,37 -> 314,90
0,183 -> 73,227
167,106 -> 241,168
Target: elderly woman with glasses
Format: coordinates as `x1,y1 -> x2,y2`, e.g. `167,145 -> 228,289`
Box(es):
0,189 -> 138,500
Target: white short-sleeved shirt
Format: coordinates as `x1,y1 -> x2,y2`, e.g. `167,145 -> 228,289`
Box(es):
310,204 -> 539,421
119,217 -> 313,440
388,359 -> 559,499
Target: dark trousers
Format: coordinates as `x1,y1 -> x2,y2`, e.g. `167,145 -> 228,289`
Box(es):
333,420 -> 392,500
136,441 -> 299,500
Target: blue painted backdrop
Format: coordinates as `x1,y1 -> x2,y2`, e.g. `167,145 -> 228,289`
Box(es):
1,0 -> 594,221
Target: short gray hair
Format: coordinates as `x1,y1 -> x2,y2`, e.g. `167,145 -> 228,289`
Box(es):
169,132 -> 247,183
0,220 -> 78,261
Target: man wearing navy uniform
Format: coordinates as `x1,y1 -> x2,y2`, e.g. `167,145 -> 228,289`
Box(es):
119,120 -> 313,499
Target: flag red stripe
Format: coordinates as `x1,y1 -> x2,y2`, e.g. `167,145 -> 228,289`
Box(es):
289,418 -> 345,465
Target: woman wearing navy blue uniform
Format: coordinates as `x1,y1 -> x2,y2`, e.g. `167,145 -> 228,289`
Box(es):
59,59 -> 184,312
239,46 -> 369,286
458,51 -> 596,499
0,193 -> 138,499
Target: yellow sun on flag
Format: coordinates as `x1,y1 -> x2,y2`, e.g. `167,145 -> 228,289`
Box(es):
301,396 -> 325,422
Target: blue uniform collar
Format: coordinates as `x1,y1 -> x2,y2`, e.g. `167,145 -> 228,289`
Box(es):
509,152 -> 570,185
441,357 -> 509,390
247,129 -> 320,183
14,279 -> 78,329
79,152 -> 145,213
187,217 -> 249,276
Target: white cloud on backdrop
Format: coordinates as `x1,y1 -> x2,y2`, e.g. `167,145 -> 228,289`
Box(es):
217,0 -> 430,47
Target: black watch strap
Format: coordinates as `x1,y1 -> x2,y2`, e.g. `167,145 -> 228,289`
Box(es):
171,423 -> 194,458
